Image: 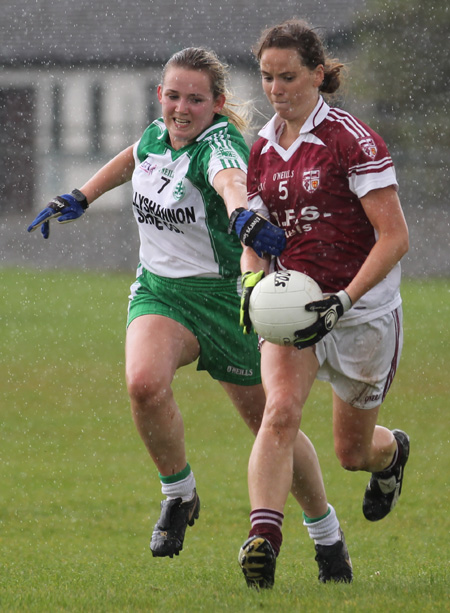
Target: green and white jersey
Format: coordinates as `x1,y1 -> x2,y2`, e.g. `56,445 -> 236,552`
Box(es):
132,114 -> 248,278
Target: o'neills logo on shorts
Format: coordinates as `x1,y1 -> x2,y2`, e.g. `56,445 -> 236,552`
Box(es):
365,393 -> 380,403
227,366 -> 253,376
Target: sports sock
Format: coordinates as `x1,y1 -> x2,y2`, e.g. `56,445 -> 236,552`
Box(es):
159,463 -> 196,501
374,438 -> 400,476
372,440 -> 402,479
303,504 -> 341,546
249,508 -> 284,556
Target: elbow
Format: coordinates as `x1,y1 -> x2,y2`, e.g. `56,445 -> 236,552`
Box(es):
391,223 -> 409,261
400,229 -> 410,258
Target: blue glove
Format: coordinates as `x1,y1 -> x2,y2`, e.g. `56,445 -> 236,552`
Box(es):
240,270 -> 265,334
293,291 -> 352,350
27,189 -> 89,239
228,208 -> 286,258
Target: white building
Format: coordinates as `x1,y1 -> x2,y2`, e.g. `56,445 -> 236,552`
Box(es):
1,0 -> 363,215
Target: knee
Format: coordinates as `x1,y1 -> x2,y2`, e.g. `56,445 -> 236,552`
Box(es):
262,391 -> 302,442
335,444 -> 368,472
126,368 -> 172,410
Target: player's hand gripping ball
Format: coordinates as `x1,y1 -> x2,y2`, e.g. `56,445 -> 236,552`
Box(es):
248,270 -> 324,345
27,189 -> 89,239
293,290 -> 353,350
240,270 -> 265,334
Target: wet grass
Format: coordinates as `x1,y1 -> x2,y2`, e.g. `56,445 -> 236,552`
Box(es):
1,268 -> 449,612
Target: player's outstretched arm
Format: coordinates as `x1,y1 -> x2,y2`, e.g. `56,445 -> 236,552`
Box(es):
212,167 -> 286,257
228,207 -> 286,258
79,145 -> 135,204
27,190 -> 89,239
27,145 -> 135,239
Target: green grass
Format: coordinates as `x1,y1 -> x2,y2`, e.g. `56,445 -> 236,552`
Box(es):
1,268 -> 449,612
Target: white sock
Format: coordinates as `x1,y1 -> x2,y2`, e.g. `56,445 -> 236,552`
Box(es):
303,504 -> 341,546
161,471 -> 196,502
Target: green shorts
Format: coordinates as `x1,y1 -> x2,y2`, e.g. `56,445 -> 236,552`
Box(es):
127,266 -> 261,386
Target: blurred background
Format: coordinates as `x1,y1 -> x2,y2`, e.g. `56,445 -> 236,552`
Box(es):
1,0 -> 448,277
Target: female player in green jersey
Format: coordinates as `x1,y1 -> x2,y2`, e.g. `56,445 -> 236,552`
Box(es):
28,47 -> 342,572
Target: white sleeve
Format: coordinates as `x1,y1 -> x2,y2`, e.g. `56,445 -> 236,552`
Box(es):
132,140 -> 141,166
248,193 -> 270,219
207,147 -> 248,186
348,161 -> 398,199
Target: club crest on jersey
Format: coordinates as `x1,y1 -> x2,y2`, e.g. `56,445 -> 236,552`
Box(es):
302,169 -> 320,193
140,159 -> 157,174
173,180 -> 185,201
359,137 -> 378,159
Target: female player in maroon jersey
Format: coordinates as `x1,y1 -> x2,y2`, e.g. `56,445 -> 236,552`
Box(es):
233,19 -> 410,589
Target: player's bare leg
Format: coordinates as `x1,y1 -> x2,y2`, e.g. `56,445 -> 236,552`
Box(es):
126,314 -> 201,557
221,381 -> 327,515
238,344 -> 352,587
126,314 -> 200,474
248,344 -> 324,515
332,398 -> 396,472
332,394 -> 410,521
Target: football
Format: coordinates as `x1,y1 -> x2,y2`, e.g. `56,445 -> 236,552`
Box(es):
249,270 -> 323,346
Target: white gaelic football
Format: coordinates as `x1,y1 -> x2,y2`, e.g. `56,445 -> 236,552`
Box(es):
249,270 -> 323,346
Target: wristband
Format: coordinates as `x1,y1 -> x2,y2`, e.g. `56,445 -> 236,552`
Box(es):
227,207 -> 246,234
70,189 -> 89,210
336,290 -> 352,313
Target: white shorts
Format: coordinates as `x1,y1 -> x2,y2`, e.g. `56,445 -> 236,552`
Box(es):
315,307 -> 403,410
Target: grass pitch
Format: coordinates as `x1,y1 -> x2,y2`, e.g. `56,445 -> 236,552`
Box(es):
0,268 -> 449,612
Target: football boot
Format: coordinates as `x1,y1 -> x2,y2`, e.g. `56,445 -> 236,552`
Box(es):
150,489 -> 200,557
238,535 -> 276,589
314,528 -> 353,583
363,429 -> 410,521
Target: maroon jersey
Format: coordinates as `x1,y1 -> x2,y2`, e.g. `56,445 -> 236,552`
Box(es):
248,98 -> 399,295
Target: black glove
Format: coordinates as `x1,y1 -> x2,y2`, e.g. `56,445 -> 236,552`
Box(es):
228,208 -> 286,257
240,270 -> 265,334
27,189 -> 89,239
293,290 -> 352,350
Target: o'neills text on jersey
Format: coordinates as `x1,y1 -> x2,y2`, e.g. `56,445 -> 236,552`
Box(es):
273,170 -> 294,180
133,191 -> 196,232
